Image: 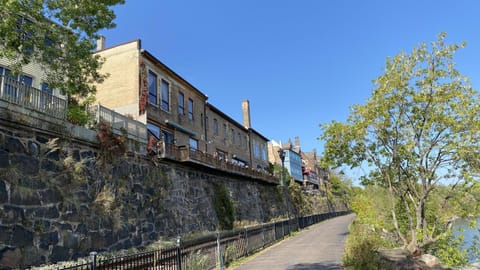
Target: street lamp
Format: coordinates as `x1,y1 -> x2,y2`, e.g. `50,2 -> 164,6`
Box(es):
278,148 -> 292,232
278,149 -> 286,186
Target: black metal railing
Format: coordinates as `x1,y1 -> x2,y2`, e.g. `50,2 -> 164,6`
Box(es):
0,75 -> 67,119
156,142 -> 278,184
52,211 -> 350,270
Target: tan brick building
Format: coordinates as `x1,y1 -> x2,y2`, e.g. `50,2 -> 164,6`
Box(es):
94,39 -> 271,174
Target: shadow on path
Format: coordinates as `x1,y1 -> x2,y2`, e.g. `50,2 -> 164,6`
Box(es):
286,262 -> 343,270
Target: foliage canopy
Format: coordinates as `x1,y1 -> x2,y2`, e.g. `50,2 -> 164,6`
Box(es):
321,33 -> 480,254
0,0 -> 124,99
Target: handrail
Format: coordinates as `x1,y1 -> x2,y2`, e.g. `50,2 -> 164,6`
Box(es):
0,75 -> 67,119
160,143 -> 279,184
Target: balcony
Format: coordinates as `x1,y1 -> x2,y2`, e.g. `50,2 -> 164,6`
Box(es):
156,142 -> 279,185
0,75 -> 67,119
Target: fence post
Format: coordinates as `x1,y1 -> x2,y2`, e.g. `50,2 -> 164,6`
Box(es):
244,227 -> 248,256
176,236 -> 182,270
217,231 -> 224,270
89,251 -> 97,270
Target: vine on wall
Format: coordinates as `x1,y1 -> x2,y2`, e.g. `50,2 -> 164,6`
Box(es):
96,121 -> 126,160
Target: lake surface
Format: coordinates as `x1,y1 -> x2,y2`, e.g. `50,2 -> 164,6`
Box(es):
453,218 -> 480,263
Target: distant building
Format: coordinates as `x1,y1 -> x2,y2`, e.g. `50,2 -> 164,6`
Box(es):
268,137 -> 324,189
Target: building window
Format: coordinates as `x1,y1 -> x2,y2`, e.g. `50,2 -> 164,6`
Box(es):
253,140 -> 260,158
189,138 -> 198,150
213,118 -> 218,136
0,66 -> 32,99
147,122 -> 161,139
223,124 -> 227,144
188,98 -> 193,120
162,130 -> 174,144
261,144 -> 267,161
178,92 -> 184,115
148,71 -> 157,105
161,79 -> 170,111
40,82 -> 53,108
237,132 -> 241,146
230,128 -> 235,144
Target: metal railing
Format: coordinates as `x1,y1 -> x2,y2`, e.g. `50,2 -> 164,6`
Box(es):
155,142 -> 278,184
89,104 -> 148,144
53,211 -> 350,270
0,75 -> 67,119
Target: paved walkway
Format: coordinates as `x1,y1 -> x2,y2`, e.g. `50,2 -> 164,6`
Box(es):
231,213 -> 356,270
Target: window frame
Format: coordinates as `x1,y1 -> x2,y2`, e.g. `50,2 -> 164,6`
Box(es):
187,98 -> 194,120
178,92 -> 185,115
148,71 -> 158,105
161,79 -> 170,112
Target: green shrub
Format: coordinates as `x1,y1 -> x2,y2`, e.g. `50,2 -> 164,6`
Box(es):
343,220 -> 389,269
213,184 -> 235,230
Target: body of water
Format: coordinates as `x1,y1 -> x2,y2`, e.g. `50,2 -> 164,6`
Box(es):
453,218 -> 480,263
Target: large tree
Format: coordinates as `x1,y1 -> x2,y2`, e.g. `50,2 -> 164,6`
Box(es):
321,33 -> 480,253
0,0 -> 124,99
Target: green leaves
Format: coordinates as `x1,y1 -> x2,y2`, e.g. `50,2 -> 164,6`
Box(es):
0,0 -> 124,100
320,33 -> 480,257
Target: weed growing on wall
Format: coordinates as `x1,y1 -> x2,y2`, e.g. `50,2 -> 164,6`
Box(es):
212,184 -> 235,230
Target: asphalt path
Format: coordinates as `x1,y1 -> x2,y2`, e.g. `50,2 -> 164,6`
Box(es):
231,213 -> 356,270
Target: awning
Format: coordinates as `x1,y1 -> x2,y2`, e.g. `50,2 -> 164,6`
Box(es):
164,120 -> 197,137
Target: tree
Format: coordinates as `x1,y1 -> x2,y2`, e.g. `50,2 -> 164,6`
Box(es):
0,0 -> 124,101
320,33 -> 480,254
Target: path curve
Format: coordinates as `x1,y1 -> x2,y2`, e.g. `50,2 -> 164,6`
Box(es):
231,213 -> 356,270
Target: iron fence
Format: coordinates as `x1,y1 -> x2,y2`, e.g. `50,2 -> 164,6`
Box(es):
0,75 -> 67,119
50,211 -> 350,270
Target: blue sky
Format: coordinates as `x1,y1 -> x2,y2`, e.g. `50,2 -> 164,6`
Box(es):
100,1 -> 480,166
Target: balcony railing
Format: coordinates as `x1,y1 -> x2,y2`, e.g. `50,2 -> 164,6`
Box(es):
0,75 -> 67,119
89,104 -> 148,145
156,142 -> 279,184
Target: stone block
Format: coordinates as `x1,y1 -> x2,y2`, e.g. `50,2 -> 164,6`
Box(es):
61,231 -> 79,249
25,206 -> 60,219
0,246 -> 21,270
39,231 -> 59,249
50,245 -> 70,263
0,180 -> 7,203
2,205 -> 25,224
36,135 -> 48,144
45,149 -> 60,161
80,150 -> 95,159
28,141 -> 40,157
11,225 -> 33,247
10,154 -> 39,175
5,137 -> 25,154
10,187 -> 41,205
0,225 -> 12,243
0,150 -> 9,168
41,159 -> 63,173
38,188 -> 63,204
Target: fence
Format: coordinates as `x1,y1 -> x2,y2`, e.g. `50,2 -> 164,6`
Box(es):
159,143 -> 279,184
89,104 -> 148,145
0,75 -> 67,119
52,211 -> 349,270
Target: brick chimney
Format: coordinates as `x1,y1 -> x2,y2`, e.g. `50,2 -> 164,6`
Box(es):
294,136 -> 301,153
242,100 -> 251,128
96,36 -> 106,51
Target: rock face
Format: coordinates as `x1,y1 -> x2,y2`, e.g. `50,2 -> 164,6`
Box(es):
0,119 -> 342,269
378,249 -> 452,270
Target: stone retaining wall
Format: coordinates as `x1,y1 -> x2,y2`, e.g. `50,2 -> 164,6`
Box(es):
0,107 -> 337,269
